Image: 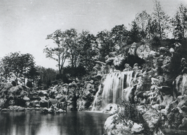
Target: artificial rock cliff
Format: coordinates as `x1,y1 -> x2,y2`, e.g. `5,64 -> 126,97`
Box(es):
91,41 -> 187,135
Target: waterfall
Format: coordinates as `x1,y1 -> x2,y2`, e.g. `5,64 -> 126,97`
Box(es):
91,85 -> 102,111
92,71 -> 137,111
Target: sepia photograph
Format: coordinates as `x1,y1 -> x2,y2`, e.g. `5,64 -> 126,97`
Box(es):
0,0 -> 187,135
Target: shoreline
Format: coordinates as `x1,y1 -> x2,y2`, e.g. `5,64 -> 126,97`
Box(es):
0,107 -> 48,112
1,107 -> 187,135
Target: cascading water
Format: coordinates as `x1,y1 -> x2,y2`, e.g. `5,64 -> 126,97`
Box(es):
91,85 -> 103,111
92,71 -> 138,111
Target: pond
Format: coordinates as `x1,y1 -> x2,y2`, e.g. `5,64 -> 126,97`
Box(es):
0,111 -> 109,135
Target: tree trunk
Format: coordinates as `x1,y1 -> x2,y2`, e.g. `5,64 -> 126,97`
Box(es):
59,68 -> 61,75
159,19 -> 162,39
59,68 -> 63,75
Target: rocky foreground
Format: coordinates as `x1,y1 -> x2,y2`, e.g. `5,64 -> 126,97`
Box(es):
103,102 -> 187,135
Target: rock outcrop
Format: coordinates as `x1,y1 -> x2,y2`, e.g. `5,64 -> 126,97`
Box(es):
104,104 -> 144,135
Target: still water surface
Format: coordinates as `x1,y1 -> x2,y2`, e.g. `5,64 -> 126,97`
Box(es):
0,111 -> 109,135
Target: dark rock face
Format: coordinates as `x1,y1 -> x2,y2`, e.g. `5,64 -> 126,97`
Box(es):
167,108 -> 183,128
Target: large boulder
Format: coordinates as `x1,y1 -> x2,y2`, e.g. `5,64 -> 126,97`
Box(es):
160,95 -> 174,107
179,117 -> 187,130
29,92 -> 41,100
0,83 -> 13,92
136,105 -> 147,115
105,57 -> 115,65
8,105 -> 25,111
136,44 -> 151,59
0,98 -> 6,108
104,113 -> 144,135
142,108 -> 161,131
49,98 -> 58,105
8,85 -> 23,94
174,95 -> 187,117
131,123 -> 144,134
177,95 -> 187,108
162,56 -> 171,73
128,42 -> 137,56
86,83 -> 95,93
23,95 -> 30,101
30,100 -> 40,107
149,50 -> 158,58
39,96 -> 49,107
37,90 -> 48,96
153,128 -> 165,135
174,74 -> 187,96
104,114 -> 118,133
113,54 -> 125,67
77,99 -> 86,111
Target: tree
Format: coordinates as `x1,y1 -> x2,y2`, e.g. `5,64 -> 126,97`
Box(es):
44,30 -> 69,74
110,24 -> 129,49
1,52 -> 35,78
61,29 -> 81,68
135,10 -> 151,37
2,52 -> 21,77
152,0 -> 170,39
96,30 -> 113,61
172,4 -> 187,39
20,53 -> 35,76
94,25 -> 129,62
25,66 -> 39,87
78,31 -> 97,71
26,66 -> 39,80
36,66 -> 57,88
146,18 -> 159,39
129,21 -> 142,42
63,66 -> 86,79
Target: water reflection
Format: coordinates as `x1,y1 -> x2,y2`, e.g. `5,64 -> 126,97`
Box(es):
0,111 -> 109,135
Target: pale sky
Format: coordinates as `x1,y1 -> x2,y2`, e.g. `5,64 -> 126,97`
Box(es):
0,0 -> 187,69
